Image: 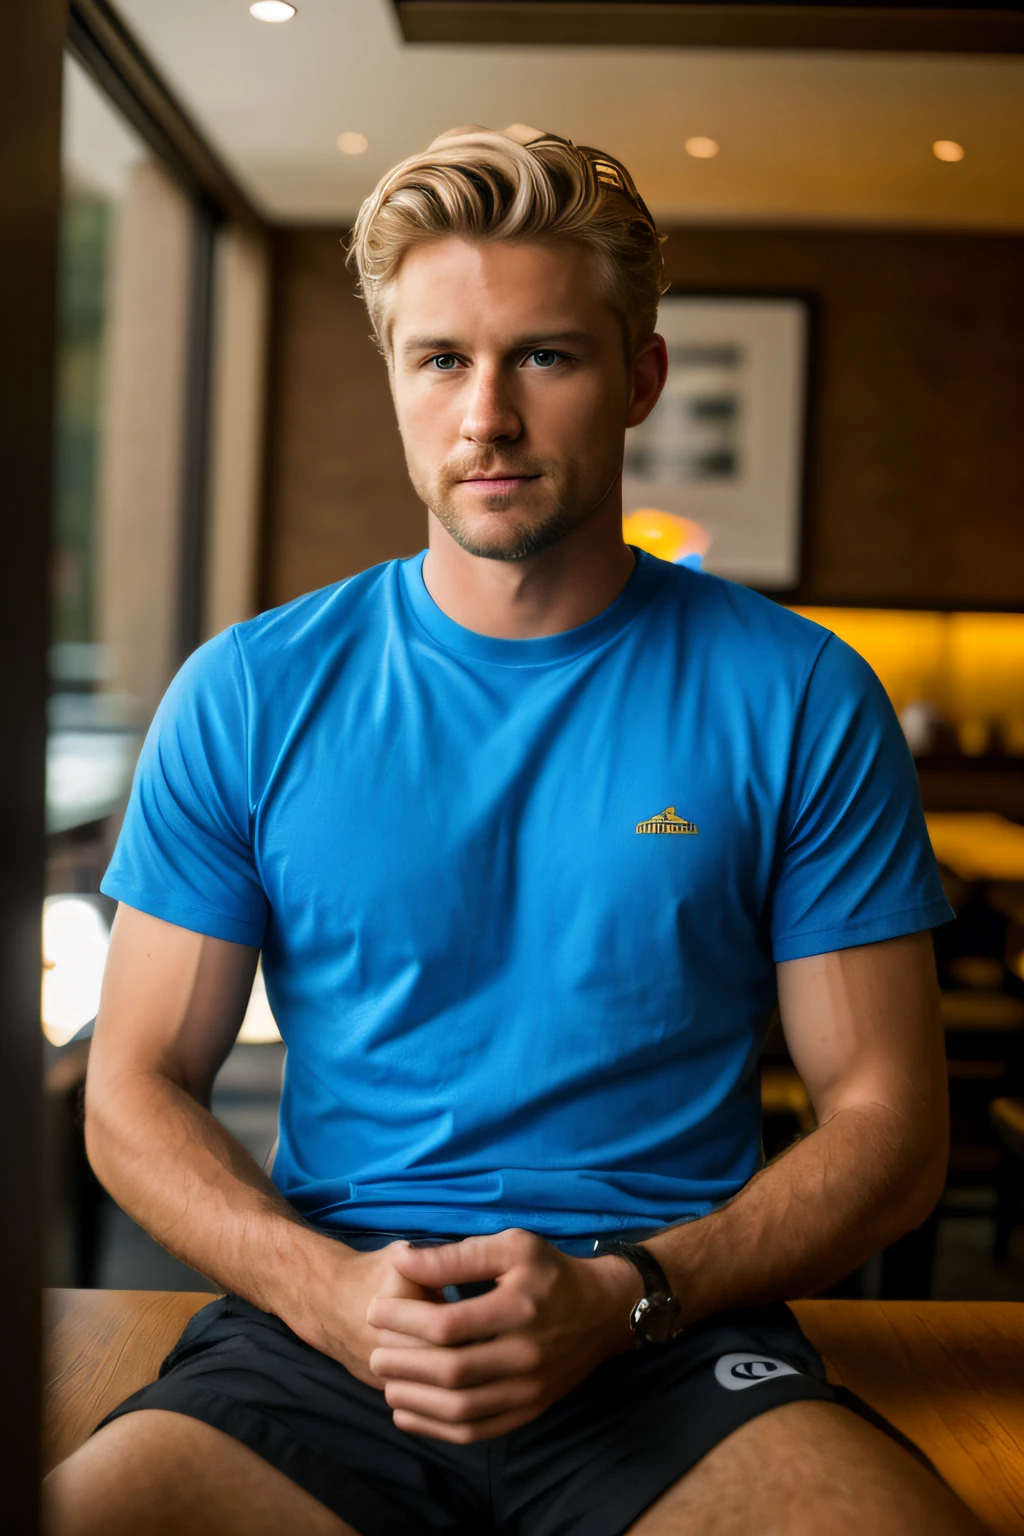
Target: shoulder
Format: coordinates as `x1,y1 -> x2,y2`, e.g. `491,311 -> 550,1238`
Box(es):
154,561 -> 402,732
647,559 -> 834,678
236,559 -> 399,651
225,558 -> 405,691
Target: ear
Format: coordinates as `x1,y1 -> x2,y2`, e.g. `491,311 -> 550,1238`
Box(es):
626,334 -> 668,429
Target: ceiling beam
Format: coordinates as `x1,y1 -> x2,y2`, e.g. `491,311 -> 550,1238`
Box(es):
393,2 -> 1024,52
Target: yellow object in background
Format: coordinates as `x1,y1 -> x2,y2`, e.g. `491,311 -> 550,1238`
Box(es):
623,509 -> 711,567
789,608 -> 949,718
924,814 -> 1024,883
791,607 -> 1024,750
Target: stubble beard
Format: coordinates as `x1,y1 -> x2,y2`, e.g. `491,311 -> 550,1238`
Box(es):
419,460 -> 606,563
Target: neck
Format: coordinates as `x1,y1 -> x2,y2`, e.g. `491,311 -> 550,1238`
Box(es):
421,495 -> 635,641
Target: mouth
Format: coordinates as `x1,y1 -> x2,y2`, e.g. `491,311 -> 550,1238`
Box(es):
459,475 -> 542,495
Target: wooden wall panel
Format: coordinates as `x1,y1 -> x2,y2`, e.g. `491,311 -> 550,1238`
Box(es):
262,224 -> 1024,611
663,227 -> 1024,608
262,230 -> 425,610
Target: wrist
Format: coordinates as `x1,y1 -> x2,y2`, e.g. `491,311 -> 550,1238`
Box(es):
256,1219 -> 355,1329
643,1226 -> 703,1327
582,1252 -> 645,1356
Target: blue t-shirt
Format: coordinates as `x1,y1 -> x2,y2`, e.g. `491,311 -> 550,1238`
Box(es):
102,550 -> 952,1245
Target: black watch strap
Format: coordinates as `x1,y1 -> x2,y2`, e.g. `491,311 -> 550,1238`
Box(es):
592,1239 -> 684,1347
595,1239 -> 670,1295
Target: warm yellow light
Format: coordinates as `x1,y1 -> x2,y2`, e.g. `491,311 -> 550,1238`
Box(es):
933,140 -> 965,163
925,813 -> 1024,884
41,897 -> 110,1047
336,132 -> 368,156
1004,718 -> 1024,756
685,136 -> 720,160
957,719 -> 990,758
948,614 -> 1024,718
788,608 -> 1024,732
623,509 -> 711,565
790,608 -> 948,718
250,2 -> 297,22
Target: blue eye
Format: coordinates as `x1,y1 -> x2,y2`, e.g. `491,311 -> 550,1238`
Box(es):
431,354 -> 459,370
528,350 -> 559,368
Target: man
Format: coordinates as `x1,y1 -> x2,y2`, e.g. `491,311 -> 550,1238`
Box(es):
48,126 -> 983,1535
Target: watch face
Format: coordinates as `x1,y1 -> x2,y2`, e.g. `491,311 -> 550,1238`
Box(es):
632,1293 -> 684,1345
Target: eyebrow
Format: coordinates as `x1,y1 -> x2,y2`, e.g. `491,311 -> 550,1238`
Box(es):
400,329 -> 590,358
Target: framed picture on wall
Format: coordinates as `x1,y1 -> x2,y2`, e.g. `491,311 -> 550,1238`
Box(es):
623,294 -> 810,589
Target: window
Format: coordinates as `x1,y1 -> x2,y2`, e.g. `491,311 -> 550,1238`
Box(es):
46,54 -> 200,1041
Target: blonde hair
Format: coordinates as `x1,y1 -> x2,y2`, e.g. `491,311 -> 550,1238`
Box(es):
347,124 -> 666,354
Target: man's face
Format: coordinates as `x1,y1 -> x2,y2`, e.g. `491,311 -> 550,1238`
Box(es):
387,237 -> 655,562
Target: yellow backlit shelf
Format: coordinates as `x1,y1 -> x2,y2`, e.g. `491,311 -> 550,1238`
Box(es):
925,813 -> 1024,883
789,608 -> 1024,750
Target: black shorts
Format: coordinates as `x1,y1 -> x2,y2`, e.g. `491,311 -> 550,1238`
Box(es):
97,1291 -> 933,1536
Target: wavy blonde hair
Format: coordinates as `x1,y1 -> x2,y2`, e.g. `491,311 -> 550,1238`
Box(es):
347,124 -> 667,355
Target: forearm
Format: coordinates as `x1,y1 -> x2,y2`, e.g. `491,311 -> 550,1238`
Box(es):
645,1101 -> 947,1325
85,1067 -> 338,1314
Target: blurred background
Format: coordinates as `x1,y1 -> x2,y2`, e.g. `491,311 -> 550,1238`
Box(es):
34,0 -> 1024,1303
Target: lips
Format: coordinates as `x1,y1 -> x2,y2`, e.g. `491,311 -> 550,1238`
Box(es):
459,475 -> 541,493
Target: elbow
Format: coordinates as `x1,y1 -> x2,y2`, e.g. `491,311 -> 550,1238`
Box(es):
82,1080 -> 110,1187
82,1066 -> 123,1192
901,1114 -> 950,1232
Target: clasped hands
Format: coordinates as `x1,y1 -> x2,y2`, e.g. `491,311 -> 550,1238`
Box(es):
349,1229 -> 641,1443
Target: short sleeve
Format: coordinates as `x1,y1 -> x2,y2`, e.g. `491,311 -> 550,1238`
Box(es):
769,634 -> 953,963
100,627 -> 268,946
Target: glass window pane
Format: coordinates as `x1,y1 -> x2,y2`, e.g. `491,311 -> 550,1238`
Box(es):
47,55 -> 192,1015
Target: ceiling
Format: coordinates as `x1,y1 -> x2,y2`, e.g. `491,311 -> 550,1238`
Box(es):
109,0 -> 1024,229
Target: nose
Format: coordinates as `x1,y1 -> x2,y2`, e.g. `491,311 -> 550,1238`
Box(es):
460,363 -> 522,445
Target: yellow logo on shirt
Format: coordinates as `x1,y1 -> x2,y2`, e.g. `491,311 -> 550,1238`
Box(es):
636,806 -> 698,835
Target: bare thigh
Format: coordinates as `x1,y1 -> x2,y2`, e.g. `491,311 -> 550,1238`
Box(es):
44,1410 -> 358,1536
628,1400 -> 991,1536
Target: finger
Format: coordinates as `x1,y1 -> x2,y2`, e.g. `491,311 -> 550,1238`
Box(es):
372,1328 -> 427,1349
370,1334 -> 540,1388
384,1373 -> 541,1426
367,1286 -> 534,1344
391,1231 -> 535,1288
391,1403 -> 538,1444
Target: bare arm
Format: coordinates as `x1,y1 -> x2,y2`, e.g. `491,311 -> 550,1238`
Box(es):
85,904 -> 431,1381
366,930 -> 950,1441
642,928 -> 950,1319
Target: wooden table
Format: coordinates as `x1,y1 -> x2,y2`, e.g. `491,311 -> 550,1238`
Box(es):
43,1290 -> 1024,1532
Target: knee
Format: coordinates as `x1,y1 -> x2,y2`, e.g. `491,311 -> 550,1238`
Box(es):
43,1448 -> 112,1536
42,1412 -> 192,1536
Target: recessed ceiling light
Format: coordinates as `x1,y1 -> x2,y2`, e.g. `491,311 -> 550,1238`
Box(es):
250,2 -> 296,22
337,132 -> 369,156
685,136 -> 720,160
932,139 -> 965,162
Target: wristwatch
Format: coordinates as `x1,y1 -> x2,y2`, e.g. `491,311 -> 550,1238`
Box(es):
593,1239 -> 684,1348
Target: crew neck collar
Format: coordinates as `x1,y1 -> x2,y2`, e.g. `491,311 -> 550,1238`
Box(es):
399,547 -> 664,667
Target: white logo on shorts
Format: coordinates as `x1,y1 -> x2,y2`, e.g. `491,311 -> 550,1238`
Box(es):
714,1352 -> 802,1391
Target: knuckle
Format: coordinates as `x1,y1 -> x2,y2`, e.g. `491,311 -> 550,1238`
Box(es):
434,1313 -> 460,1346
442,1356 -> 470,1388
516,1337 -> 543,1372
517,1293 -> 539,1326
